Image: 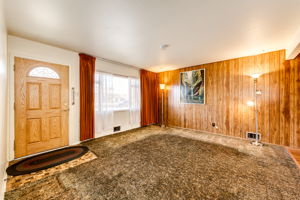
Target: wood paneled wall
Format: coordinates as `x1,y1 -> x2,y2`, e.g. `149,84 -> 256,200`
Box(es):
159,50 -> 300,148
141,69 -> 159,126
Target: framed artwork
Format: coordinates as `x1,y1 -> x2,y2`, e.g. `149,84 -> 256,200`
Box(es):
180,69 -> 205,104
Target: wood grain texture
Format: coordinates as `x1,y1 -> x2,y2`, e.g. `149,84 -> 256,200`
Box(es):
140,69 -> 159,126
159,50 -> 300,148
15,57 -> 69,158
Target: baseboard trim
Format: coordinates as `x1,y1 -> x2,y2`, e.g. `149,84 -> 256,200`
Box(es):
95,125 -> 141,139
286,148 -> 300,169
167,125 -> 296,149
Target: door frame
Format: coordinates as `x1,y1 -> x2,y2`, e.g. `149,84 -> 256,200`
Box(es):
8,52 -> 79,160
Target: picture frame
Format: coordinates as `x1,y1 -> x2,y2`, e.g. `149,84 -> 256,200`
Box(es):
180,69 -> 205,104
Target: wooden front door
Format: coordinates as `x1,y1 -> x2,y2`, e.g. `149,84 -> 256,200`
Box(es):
14,57 -> 69,158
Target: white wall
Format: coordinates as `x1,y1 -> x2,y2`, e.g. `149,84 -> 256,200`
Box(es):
96,59 -> 140,78
7,35 -> 141,160
0,0 -> 8,198
7,35 -> 80,160
286,26 -> 300,59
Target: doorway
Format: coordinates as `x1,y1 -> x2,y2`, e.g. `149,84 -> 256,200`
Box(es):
14,57 -> 69,158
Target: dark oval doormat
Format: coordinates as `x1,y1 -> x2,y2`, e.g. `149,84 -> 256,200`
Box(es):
7,146 -> 89,176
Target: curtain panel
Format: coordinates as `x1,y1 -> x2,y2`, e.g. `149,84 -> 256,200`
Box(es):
79,53 -> 96,141
129,78 -> 141,125
95,72 -> 114,133
140,69 -> 159,126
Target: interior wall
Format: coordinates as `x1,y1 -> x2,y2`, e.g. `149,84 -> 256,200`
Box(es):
159,50 -> 300,148
7,35 -> 80,160
0,0 -> 8,198
7,35 -> 141,159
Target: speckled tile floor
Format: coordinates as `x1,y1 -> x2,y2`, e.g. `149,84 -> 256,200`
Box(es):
6,152 -> 97,192
5,126 -> 300,200
6,151 -> 97,192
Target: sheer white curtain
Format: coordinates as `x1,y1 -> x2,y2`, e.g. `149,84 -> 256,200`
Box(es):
129,78 -> 141,125
95,72 -> 114,133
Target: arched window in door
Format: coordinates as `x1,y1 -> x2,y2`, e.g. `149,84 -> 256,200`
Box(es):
28,67 -> 60,79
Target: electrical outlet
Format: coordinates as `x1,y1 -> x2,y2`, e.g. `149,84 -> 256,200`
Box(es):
246,132 -> 261,140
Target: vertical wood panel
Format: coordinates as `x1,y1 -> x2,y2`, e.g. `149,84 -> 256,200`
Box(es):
212,63 -> 218,134
241,57 -> 250,138
217,62 -> 223,133
159,50 -> 300,148
233,59 -> 240,137
224,60 -> 230,135
262,53 -> 270,143
229,59 -> 235,136
256,54 -> 263,139
294,55 -> 300,147
289,56 -> 296,147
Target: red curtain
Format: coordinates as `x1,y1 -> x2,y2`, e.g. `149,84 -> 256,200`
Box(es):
140,69 -> 159,126
79,53 -> 96,141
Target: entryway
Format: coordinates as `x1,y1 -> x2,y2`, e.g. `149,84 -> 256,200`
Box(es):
14,57 -> 69,158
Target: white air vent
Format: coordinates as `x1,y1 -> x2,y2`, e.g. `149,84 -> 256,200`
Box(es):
114,126 -> 121,132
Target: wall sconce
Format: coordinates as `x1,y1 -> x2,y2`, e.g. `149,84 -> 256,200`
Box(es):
247,100 -> 254,107
160,84 -> 166,128
256,90 -> 262,95
250,73 -> 261,79
248,73 -> 263,146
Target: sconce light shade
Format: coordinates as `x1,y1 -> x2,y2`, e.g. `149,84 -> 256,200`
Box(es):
160,84 -> 165,90
247,100 -> 255,107
250,73 -> 261,79
256,90 -> 262,95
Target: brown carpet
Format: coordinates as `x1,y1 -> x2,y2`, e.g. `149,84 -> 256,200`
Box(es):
5,126 -> 300,200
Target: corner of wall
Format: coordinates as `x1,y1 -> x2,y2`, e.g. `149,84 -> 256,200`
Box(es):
0,0 -> 8,198
286,26 -> 300,59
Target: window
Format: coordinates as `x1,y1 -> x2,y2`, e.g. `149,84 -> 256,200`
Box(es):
94,72 -> 140,112
28,67 -> 60,79
112,76 -> 129,110
94,74 -> 100,112
94,72 -> 140,132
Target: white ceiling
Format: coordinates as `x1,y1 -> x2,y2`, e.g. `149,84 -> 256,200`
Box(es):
4,0 -> 300,72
